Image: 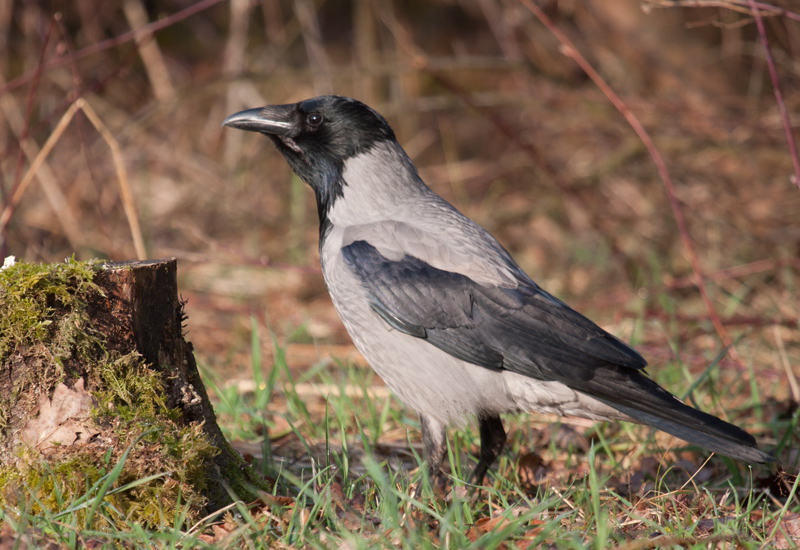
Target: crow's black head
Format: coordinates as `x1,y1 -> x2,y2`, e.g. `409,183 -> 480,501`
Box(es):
223,96 -> 396,212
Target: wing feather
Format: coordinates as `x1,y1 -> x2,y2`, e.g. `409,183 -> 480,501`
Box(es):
341,239 -> 646,376
340,239 -> 771,463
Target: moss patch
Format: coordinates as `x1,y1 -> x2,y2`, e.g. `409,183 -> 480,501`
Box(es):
0,257 -> 99,360
0,258 -> 221,529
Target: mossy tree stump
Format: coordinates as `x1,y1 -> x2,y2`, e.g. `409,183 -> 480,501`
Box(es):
0,258 -> 265,528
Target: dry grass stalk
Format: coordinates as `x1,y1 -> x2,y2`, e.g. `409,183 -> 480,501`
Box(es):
122,0 -> 176,103
294,0 -> 333,95
222,0 -> 253,168
0,78 -> 83,249
518,0 -> 743,365
774,326 -> 800,404
0,98 -> 147,260
0,95 -> 82,248
77,99 -> 147,260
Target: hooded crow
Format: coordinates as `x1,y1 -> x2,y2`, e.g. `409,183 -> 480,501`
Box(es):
223,95 -> 771,487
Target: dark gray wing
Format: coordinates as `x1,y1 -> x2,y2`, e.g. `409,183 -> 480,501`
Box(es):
341,240 -> 771,463
341,240 -> 647,379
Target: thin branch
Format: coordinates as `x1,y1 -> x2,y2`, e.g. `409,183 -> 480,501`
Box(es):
122,0 -> 176,103
375,3 -> 595,232
0,101 -> 81,234
0,45 -> 141,167
646,0 -> 800,23
55,12 -> 119,257
0,98 -> 147,260
78,100 -> 147,260
0,81 -> 84,253
0,0 -> 225,99
2,16 -> 58,256
746,0 -> 800,192
517,0 -> 740,361
294,0 -> 334,95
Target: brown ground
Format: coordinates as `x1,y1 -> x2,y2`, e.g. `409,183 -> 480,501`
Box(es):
1,0 -> 798,462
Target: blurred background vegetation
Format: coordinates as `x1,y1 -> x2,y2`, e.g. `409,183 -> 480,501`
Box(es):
1,0 -> 798,405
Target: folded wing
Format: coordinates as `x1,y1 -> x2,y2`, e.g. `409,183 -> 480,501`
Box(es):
341,239 -> 771,463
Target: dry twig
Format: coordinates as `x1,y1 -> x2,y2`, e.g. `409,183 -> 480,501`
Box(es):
517,0 -> 742,365
745,0 -> 800,192
646,0 -> 800,23
773,326 -> 800,404
123,0 -> 176,103
0,0 -> 225,98
0,81 -> 83,251
0,98 -> 147,260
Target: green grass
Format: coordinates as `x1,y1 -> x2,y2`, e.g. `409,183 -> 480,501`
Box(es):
1,315 -> 796,549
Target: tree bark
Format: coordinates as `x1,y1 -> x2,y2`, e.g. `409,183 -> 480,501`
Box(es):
0,258 -> 264,521
93,258 -> 258,511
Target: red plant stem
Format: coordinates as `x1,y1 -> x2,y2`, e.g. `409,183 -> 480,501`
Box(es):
55,13 -> 118,255
1,17 -> 58,257
0,0 -> 225,99
517,0 -> 738,357
9,18 -> 58,197
737,0 -> 800,21
0,47 -> 140,167
747,0 -> 800,192
654,0 -> 800,23
571,257 -> 800,311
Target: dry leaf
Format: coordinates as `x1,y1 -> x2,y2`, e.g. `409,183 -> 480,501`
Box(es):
260,493 -> 295,509
773,513 -> 800,549
0,523 -> 27,550
517,451 -> 547,488
514,520 -> 546,550
466,514 -> 513,543
20,379 -> 99,453
475,515 -> 512,533
210,524 -> 233,542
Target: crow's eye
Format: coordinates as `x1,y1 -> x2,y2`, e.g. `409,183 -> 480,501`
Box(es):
306,112 -> 323,128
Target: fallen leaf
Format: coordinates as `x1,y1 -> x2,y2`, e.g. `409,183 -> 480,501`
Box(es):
466,513 -> 518,544
517,451 -> 547,488
211,524 -> 233,542
0,523 -> 27,550
474,515 -> 511,533
772,513 -> 800,549
514,520 -> 546,550
20,379 -> 99,453
259,493 -> 295,509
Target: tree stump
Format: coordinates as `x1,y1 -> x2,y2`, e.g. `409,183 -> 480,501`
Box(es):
0,257 -> 265,528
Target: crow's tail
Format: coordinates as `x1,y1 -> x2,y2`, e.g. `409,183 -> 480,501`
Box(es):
571,368 -> 772,464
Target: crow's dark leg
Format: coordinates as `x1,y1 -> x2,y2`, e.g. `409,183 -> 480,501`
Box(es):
470,414 -> 506,486
415,414 -> 447,497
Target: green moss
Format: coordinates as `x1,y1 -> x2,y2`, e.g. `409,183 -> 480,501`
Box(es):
0,258 -> 223,529
0,258 -> 104,437
86,352 -> 218,527
213,436 -> 267,502
93,352 -> 172,421
1,395 -> 217,529
0,256 -> 100,362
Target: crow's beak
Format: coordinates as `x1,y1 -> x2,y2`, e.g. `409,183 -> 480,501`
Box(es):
222,105 -> 295,136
